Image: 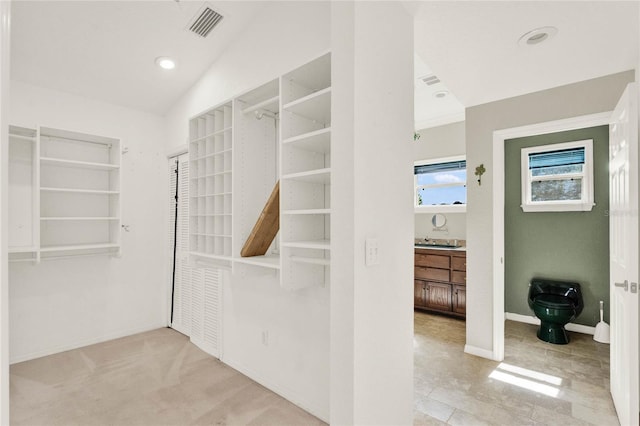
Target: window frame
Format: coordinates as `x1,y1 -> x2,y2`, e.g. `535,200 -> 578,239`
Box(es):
414,155 -> 467,213
520,139 -> 594,212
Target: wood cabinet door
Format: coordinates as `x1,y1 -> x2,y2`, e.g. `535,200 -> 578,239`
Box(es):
414,280 -> 427,307
425,282 -> 452,312
453,285 -> 466,315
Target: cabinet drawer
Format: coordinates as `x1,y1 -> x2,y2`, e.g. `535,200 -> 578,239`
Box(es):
451,270 -> 466,284
452,256 -> 466,271
415,266 -> 450,282
415,253 -> 450,269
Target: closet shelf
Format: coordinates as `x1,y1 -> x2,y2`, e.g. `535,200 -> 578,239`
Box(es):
40,187 -> 119,195
289,255 -> 330,266
282,127 -> 331,154
190,252 -> 232,262
40,243 -> 119,253
9,133 -> 36,142
281,168 -> 331,184
282,87 -> 331,124
190,127 -> 232,143
8,246 -> 38,254
235,254 -> 281,269
40,217 -> 119,221
191,148 -> 233,162
281,239 -> 330,250
40,157 -> 119,171
282,208 -> 331,215
241,95 -> 279,115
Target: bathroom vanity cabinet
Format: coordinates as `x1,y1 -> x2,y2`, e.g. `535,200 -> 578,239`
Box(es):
414,248 -> 466,318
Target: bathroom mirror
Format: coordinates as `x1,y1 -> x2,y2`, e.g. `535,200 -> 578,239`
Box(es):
432,213 -> 447,228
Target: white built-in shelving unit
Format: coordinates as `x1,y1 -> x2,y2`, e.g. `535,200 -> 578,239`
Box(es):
188,101 -> 234,269
38,127 -> 121,259
187,53 -> 331,289
8,125 -> 122,262
280,52 -> 331,289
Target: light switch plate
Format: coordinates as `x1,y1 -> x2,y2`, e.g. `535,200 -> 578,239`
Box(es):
365,238 -> 379,266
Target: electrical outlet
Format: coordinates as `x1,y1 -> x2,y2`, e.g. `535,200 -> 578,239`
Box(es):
365,238 -> 379,266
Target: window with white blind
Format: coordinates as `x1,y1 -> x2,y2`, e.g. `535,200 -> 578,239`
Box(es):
414,156 -> 466,212
521,139 -> 594,212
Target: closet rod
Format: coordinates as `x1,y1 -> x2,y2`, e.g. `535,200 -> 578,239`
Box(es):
42,135 -> 113,147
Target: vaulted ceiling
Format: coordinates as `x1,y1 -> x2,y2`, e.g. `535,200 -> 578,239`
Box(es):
10,1 -> 639,126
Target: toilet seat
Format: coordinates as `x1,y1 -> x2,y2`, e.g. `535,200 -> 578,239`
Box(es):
534,294 -> 576,309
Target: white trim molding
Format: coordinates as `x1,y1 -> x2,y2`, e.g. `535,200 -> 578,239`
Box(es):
505,312 -> 596,336
464,344 -> 501,361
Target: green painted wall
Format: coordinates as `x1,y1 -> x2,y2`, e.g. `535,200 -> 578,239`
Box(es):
505,125 -> 609,326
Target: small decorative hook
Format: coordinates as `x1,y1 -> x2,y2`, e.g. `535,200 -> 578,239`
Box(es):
475,164 -> 486,186
413,132 -> 421,141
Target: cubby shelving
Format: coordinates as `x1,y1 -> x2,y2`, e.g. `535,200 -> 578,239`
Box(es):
188,101 -> 234,268
38,126 -> 121,259
280,52 -> 331,289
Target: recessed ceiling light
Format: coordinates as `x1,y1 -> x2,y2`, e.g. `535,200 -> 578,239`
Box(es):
518,26 -> 558,46
155,57 -> 176,70
433,90 -> 449,99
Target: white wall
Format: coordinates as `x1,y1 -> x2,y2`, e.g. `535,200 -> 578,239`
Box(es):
331,2 -> 414,424
465,70 -> 634,356
8,81 -> 168,363
164,1 -> 332,421
414,121 -> 466,240
0,1 -> 10,423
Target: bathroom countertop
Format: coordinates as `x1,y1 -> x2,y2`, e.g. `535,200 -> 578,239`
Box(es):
414,245 -> 466,252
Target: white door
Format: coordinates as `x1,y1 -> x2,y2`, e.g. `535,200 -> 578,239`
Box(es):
169,154 -> 192,336
168,154 -> 223,358
609,82 -> 639,426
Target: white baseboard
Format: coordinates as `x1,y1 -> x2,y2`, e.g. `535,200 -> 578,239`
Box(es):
464,344 -> 499,361
505,312 -> 595,335
222,356 -> 329,424
10,322 -> 166,364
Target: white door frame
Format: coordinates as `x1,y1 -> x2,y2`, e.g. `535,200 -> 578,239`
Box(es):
491,111 -> 612,361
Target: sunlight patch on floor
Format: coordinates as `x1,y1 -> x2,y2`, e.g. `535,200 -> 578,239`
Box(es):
489,362 -> 562,398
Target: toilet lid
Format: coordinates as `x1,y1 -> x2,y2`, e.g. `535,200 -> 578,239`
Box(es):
534,294 -> 575,309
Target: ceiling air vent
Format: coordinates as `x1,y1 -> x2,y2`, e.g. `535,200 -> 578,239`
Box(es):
421,75 -> 441,86
188,6 -> 223,38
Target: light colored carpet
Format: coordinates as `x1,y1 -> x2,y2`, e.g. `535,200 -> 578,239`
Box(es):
10,328 -> 326,426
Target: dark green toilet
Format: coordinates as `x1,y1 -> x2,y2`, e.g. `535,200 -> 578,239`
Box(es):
527,278 -> 584,344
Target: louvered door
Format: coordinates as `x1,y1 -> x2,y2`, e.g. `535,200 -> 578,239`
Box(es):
170,154 -> 192,336
190,267 -> 222,357
169,153 -> 223,358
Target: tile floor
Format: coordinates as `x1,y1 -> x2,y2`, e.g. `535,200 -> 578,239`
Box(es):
413,312 -> 618,426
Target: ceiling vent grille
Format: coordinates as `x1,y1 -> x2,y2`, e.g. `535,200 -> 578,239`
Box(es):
188,7 -> 223,38
421,75 -> 441,86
